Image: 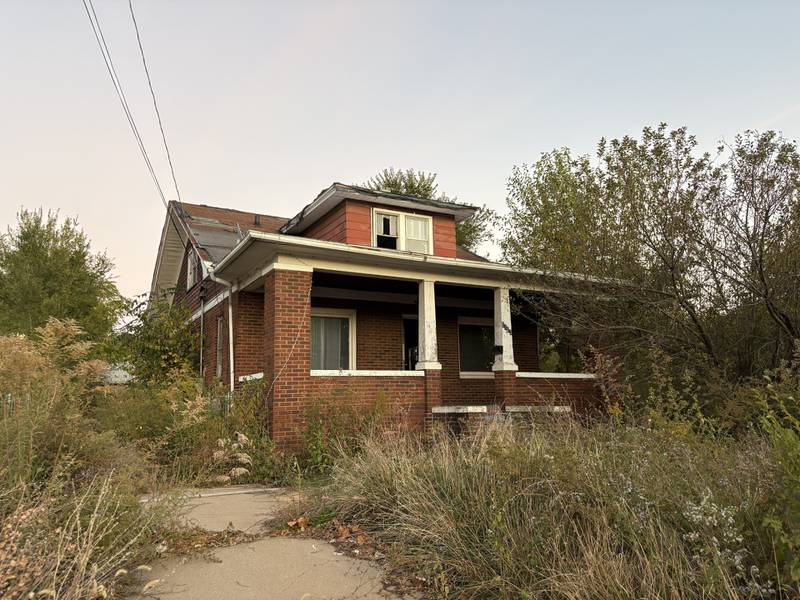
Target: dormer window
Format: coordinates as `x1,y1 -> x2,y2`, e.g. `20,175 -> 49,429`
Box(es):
372,209 -> 432,254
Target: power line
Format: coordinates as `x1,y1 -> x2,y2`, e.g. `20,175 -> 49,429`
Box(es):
127,0 -> 182,205
81,0 -> 168,208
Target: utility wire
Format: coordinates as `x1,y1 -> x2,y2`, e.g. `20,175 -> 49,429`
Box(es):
128,0 -> 183,206
81,0 -> 168,208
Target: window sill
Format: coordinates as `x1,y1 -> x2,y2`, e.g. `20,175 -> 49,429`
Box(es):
310,370 -> 425,377
515,372 -> 596,379
459,371 -> 494,379
432,405 -> 488,414
506,405 -> 572,413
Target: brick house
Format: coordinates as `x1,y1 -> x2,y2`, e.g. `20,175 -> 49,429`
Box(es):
151,183 -> 597,449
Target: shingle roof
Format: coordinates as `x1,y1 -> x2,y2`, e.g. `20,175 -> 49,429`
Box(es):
175,201 -> 288,263
174,199 -> 487,265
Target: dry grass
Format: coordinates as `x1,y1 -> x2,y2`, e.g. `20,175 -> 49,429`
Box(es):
312,418 -> 786,599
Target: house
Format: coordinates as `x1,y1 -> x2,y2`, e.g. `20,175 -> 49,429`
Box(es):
150,183 -> 598,450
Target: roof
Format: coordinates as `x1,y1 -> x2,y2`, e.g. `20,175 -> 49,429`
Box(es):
151,193 -> 486,300
177,201 -> 288,263
280,182 -> 478,234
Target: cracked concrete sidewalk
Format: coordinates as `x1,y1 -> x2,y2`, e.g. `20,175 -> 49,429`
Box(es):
130,485 -> 400,600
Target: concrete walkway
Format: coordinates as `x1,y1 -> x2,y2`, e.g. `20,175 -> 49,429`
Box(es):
131,485 -> 400,600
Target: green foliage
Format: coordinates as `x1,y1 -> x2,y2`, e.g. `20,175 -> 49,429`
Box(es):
303,391 -> 388,474
363,167 -> 495,252
0,209 -> 125,341
502,126 -> 800,388
761,416 -> 800,586
364,167 -> 439,198
120,295 -> 196,383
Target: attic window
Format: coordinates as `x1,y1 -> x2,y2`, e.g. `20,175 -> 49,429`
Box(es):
186,252 -> 199,288
372,209 -> 432,254
375,212 -> 398,249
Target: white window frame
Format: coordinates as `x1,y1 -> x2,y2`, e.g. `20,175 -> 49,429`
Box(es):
457,316 -> 495,377
186,249 -> 199,289
371,207 -> 434,254
310,308 -> 357,371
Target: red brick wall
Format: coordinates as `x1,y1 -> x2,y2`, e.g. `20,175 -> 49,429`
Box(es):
301,199 -> 458,258
264,269 -> 427,450
233,291 -> 264,383
198,297 -> 229,387
510,376 -> 599,413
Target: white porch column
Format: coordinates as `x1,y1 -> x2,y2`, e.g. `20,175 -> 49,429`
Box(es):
492,287 -> 518,372
415,280 -> 442,370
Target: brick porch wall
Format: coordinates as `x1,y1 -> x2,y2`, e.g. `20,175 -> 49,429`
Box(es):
264,269 -> 429,451
510,376 -> 600,413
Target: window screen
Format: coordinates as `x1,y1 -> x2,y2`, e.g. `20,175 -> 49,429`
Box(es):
458,323 -> 495,371
405,216 -> 429,253
311,316 -> 350,370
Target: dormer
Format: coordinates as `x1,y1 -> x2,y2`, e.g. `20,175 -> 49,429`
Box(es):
280,183 -> 477,259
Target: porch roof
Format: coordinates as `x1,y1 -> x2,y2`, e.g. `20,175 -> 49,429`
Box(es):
211,230 -> 596,292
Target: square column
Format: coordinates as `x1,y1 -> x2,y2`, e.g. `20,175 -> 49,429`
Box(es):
415,280 -> 442,371
492,287 -> 517,407
492,287 -> 518,372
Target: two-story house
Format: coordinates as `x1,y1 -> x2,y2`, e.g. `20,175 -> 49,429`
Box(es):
150,183 -> 597,449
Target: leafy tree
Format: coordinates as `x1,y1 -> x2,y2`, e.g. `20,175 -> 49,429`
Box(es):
363,167 -> 495,252
120,295 -> 196,383
502,125 -> 799,381
0,209 -> 124,341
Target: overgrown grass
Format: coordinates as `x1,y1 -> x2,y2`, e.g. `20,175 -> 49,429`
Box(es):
311,417 -> 798,599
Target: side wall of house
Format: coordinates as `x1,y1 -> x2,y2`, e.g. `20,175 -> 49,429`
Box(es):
301,200 -> 458,258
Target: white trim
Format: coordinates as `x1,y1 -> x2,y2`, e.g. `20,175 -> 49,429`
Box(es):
310,308 -> 357,370
214,230 -> 610,290
238,372 -> 264,382
189,289 -> 229,322
431,405 -> 488,414
371,207 -> 433,254
505,405 -> 572,413
310,369 -> 425,377
516,372 -> 596,379
459,371 -> 494,379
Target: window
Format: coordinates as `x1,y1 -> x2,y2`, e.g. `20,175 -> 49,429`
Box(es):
375,212 -> 398,249
311,310 -> 356,370
372,209 -> 432,254
458,320 -> 495,372
186,251 -> 199,288
215,316 -> 224,379
405,216 -> 429,253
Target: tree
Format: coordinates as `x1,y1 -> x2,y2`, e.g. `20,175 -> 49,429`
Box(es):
363,167 -> 495,252
502,125 -> 799,380
0,209 -> 124,341
120,295 -> 196,383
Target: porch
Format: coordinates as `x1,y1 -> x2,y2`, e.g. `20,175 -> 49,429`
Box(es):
251,267 -> 598,447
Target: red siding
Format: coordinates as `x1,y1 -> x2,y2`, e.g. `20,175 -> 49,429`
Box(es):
301,199 -> 458,257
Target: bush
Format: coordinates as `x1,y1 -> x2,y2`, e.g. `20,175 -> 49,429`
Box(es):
312,418 -> 793,599
0,320 -> 174,599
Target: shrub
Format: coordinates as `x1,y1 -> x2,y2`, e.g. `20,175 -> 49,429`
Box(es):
0,320 -> 175,599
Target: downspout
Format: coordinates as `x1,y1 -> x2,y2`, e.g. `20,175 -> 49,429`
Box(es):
198,284 -> 205,379
209,271 -> 236,393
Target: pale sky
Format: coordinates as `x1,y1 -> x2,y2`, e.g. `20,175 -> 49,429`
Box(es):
2,1 -> 799,298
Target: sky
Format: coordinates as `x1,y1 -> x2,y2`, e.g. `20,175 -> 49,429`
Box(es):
2,1 -> 799,298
